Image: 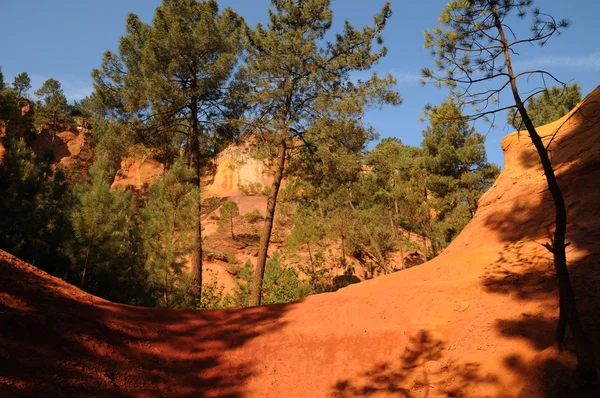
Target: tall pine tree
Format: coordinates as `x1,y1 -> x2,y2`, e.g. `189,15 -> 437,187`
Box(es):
243,0 -> 400,305
91,0 -> 245,299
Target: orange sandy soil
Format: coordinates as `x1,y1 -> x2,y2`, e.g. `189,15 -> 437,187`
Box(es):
2,87 -> 600,397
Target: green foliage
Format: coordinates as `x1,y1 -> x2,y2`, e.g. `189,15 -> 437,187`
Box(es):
92,0 -> 245,165
197,279 -> 228,310
244,209 -> 263,224
507,83 -> 582,129
12,72 -> 31,98
205,197 -> 221,214
237,182 -> 263,196
287,207 -> 322,253
66,155 -> 150,305
0,139 -> 73,274
227,259 -> 254,308
262,252 -> 308,305
141,160 -> 199,308
34,78 -> 72,133
218,200 -> 240,239
299,251 -> 335,294
90,119 -> 134,171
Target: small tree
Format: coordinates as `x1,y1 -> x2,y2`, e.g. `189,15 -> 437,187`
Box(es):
142,160 -> 199,308
219,200 -> 239,240
13,72 -> 31,98
422,0 -> 595,381
287,207 -> 323,269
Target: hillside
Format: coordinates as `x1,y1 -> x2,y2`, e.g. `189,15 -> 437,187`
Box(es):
1,87 -> 600,397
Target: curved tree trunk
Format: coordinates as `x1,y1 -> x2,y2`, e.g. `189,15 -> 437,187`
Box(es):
249,140 -> 287,306
495,13 -> 596,382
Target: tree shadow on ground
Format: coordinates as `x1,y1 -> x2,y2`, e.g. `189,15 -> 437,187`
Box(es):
0,253 -> 296,397
479,98 -> 600,395
330,330 -> 499,397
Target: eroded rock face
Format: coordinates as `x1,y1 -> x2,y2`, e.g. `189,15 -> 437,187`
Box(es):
204,143 -> 276,197
31,129 -> 90,169
111,156 -> 164,191
111,140 -> 277,195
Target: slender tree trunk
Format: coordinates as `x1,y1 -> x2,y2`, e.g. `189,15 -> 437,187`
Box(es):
318,198 -> 325,221
389,208 -> 397,239
249,140 -> 287,306
399,244 -> 405,271
81,245 -> 91,289
230,216 -> 235,240
307,241 -> 314,271
189,99 -> 203,300
340,232 -> 346,267
163,268 -> 169,308
495,13 -> 596,382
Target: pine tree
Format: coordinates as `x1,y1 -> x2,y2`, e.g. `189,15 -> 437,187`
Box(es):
421,99 -> 499,251
34,78 -> 70,133
142,160 -> 198,308
422,0 -> 595,381
34,78 -> 73,175
287,207 -> 323,269
0,138 -> 72,274
67,155 -> 147,304
243,0 -> 400,305
92,0 -> 245,300
219,200 -> 239,240
12,72 -> 31,98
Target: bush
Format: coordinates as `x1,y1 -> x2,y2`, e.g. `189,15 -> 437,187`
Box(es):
205,197 -> 221,214
238,182 -> 264,196
244,209 -> 263,224
226,259 -> 254,308
197,279 -> 228,310
262,252 -> 309,304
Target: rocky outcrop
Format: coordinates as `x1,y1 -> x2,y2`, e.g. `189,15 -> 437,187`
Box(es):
111,139 -> 277,196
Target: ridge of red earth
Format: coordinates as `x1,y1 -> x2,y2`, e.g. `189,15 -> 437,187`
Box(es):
1,86 -> 600,397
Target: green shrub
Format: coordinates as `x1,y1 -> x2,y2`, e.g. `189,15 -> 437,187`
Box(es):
244,209 -> 263,223
262,252 -> 309,304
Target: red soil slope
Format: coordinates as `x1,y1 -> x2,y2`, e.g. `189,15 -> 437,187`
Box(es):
1,87 -> 600,397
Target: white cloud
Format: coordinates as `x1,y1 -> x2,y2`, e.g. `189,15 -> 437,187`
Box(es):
517,52 -> 600,71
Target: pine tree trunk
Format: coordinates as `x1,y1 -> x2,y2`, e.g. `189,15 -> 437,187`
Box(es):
81,245 -> 91,289
340,232 -> 346,267
230,216 -> 235,240
249,140 -> 286,306
495,13 -> 596,382
163,268 -> 169,308
307,241 -> 314,271
189,100 -> 203,300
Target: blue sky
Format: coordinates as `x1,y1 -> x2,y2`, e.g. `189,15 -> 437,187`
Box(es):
1,0 -> 598,166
